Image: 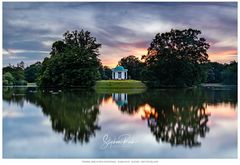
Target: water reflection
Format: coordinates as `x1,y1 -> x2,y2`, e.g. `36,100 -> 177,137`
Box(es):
110,88 -> 237,147
3,87 -> 237,148
112,93 -> 128,107
3,88 -> 101,144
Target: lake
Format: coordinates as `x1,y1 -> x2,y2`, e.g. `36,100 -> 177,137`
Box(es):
2,87 -> 237,158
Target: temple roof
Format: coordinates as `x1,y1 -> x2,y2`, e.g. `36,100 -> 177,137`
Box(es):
112,66 -> 128,72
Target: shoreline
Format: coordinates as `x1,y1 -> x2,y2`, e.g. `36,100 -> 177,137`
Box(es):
3,82 -> 237,89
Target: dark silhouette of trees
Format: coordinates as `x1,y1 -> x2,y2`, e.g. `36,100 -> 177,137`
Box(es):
204,61 -> 237,85
38,29 -> 102,87
17,61 -> 25,69
24,62 -> 42,83
221,61 -> 237,85
205,62 -> 224,83
99,65 -> 112,80
118,55 -> 144,80
142,29 -> 210,87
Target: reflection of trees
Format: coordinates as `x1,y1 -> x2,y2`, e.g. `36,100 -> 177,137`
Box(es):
37,91 -> 101,144
204,88 -> 237,108
3,87 -> 29,108
3,88 -> 102,144
141,89 -> 210,147
119,88 -> 237,147
3,87 -> 237,147
145,106 -> 209,147
137,89 -> 211,147
119,93 -> 146,115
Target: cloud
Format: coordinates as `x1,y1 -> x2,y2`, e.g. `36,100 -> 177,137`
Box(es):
42,40 -> 54,48
3,49 -> 9,55
3,2 -> 237,67
4,49 -> 49,55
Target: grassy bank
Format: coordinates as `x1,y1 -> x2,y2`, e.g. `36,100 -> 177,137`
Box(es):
94,80 -> 145,91
95,80 -> 146,89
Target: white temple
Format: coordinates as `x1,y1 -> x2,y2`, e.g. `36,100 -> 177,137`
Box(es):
112,66 -> 128,80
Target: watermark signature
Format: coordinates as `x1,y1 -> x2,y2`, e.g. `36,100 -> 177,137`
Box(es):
100,134 -> 138,150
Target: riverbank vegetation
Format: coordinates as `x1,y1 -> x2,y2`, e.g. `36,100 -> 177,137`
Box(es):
2,28 -> 238,88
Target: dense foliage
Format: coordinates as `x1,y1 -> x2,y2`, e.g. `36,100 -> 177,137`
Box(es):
204,61 -> 237,85
3,62 -> 27,85
221,61 -> 237,85
38,30 -> 102,87
142,29 -> 210,87
99,65 -> 112,80
118,55 -> 144,80
205,62 -> 224,83
24,62 -> 42,83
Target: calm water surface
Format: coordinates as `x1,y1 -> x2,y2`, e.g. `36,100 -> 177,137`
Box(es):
3,87 -> 237,158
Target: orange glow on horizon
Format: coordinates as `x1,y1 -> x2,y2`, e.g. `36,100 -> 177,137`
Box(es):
129,48 -> 148,60
208,50 -> 237,63
209,50 -> 237,56
102,49 -> 237,67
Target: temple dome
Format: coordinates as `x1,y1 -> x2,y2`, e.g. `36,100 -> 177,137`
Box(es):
114,66 -> 125,71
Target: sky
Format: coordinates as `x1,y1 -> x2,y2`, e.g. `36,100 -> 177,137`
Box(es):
2,2 -> 238,67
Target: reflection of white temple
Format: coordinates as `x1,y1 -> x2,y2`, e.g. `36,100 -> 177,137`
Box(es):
112,93 -> 128,107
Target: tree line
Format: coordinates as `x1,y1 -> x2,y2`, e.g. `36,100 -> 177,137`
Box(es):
3,29 -> 237,87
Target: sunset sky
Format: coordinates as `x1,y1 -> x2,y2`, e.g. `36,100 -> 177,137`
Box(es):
3,2 -> 238,67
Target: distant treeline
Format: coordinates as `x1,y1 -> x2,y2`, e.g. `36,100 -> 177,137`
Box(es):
2,58 -> 237,86
2,28 -> 238,87
117,56 -> 237,86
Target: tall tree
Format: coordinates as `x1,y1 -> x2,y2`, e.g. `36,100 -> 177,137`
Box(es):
17,61 -> 25,69
118,55 -> 144,80
142,29 -> 210,87
38,30 -> 102,87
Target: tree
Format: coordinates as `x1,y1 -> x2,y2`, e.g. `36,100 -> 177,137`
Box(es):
99,65 -> 112,80
142,29 -> 210,87
3,72 -> 14,85
38,29 -> 102,87
118,55 -> 144,80
205,62 -> 224,83
25,62 -> 42,83
221,61 -> 237,85
3,64 -> 27,85
17,61 -> 25,69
